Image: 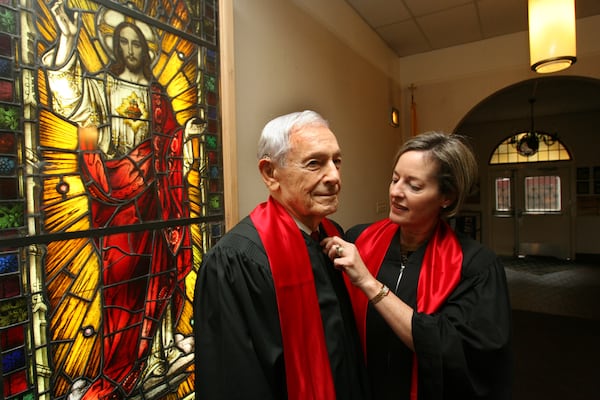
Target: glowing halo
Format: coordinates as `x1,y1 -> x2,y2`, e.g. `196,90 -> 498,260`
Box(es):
96,8 -> 158,62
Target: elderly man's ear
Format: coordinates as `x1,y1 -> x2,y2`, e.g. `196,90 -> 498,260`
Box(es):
259,158 -> 280,191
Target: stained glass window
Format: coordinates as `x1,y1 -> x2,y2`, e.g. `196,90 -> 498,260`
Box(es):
0,1 -> 222,399
495,178 -> 512,212
489,132 -> 571,164
525,176 -> 561,213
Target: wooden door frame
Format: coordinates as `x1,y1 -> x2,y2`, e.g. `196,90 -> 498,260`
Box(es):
219,0 -> 239,230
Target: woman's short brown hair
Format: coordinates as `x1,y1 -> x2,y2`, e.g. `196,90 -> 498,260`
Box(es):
394,132 -> 478,218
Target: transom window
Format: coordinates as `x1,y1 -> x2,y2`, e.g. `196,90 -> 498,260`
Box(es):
489,132 -> 571,164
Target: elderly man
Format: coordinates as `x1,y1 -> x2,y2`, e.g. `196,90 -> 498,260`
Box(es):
194,110 -> 369,399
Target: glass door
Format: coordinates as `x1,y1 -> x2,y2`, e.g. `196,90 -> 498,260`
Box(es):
490,164 -> 573,259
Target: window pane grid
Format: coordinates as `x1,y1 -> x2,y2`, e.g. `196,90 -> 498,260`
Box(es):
495,178 -> 511,211
490,133 -> 571,164
525,176 -> 561,213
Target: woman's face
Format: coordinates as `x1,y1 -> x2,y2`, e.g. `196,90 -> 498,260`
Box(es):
388,150 -> 450,232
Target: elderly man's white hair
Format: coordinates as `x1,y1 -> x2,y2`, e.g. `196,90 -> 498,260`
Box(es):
257,110 -> 329,165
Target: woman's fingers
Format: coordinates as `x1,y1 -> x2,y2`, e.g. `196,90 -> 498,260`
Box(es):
322,236 -> 350,260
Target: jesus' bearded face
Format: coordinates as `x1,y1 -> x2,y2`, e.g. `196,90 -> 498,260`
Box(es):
118,26 -> 144,73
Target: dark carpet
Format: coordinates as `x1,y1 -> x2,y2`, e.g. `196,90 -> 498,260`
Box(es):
511,310 -> 600,399
501,255 -> 575,275
502,255 -> 600,399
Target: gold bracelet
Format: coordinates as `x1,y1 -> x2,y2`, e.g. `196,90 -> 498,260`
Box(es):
369,284 -> 390,305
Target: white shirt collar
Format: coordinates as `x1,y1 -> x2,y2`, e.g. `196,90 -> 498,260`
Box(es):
293,218 -> 314,235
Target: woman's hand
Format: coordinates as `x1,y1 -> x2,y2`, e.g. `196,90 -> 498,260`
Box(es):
323,236 -> 415,349
322,236 -> 377,290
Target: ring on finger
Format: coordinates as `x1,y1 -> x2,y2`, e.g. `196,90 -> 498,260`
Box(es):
335,245 -> 344,257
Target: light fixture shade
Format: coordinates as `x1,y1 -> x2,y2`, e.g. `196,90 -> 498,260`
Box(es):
390,107 -> 399,128
528,0 -> 576,73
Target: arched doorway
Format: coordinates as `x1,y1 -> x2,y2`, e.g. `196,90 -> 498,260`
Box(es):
455,76 -> 600,260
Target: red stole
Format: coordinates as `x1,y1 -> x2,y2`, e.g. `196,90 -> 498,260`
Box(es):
250,197 -> 340,400
348,218 -> 463,400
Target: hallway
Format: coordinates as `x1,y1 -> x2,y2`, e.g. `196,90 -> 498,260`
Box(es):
504,256 -> 600,399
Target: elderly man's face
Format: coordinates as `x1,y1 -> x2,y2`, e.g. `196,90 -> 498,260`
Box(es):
272,125 -> 342,230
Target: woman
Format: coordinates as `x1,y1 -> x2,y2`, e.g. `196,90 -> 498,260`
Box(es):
323,132 -> 512,399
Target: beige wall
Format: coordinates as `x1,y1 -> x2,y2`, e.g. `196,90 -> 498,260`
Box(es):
230,0 -> 403,230
397,15 -> 600,134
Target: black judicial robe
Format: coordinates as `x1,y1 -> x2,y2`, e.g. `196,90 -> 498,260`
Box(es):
346,224 -> 513,400
194,217 -> 370,400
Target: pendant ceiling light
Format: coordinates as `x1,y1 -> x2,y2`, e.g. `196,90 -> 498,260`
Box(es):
528,0 -> 577,73
511,96 -> 557,157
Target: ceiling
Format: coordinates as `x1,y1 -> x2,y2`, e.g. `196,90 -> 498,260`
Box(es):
344,0 -> 600,125
345,0 -> 600,58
